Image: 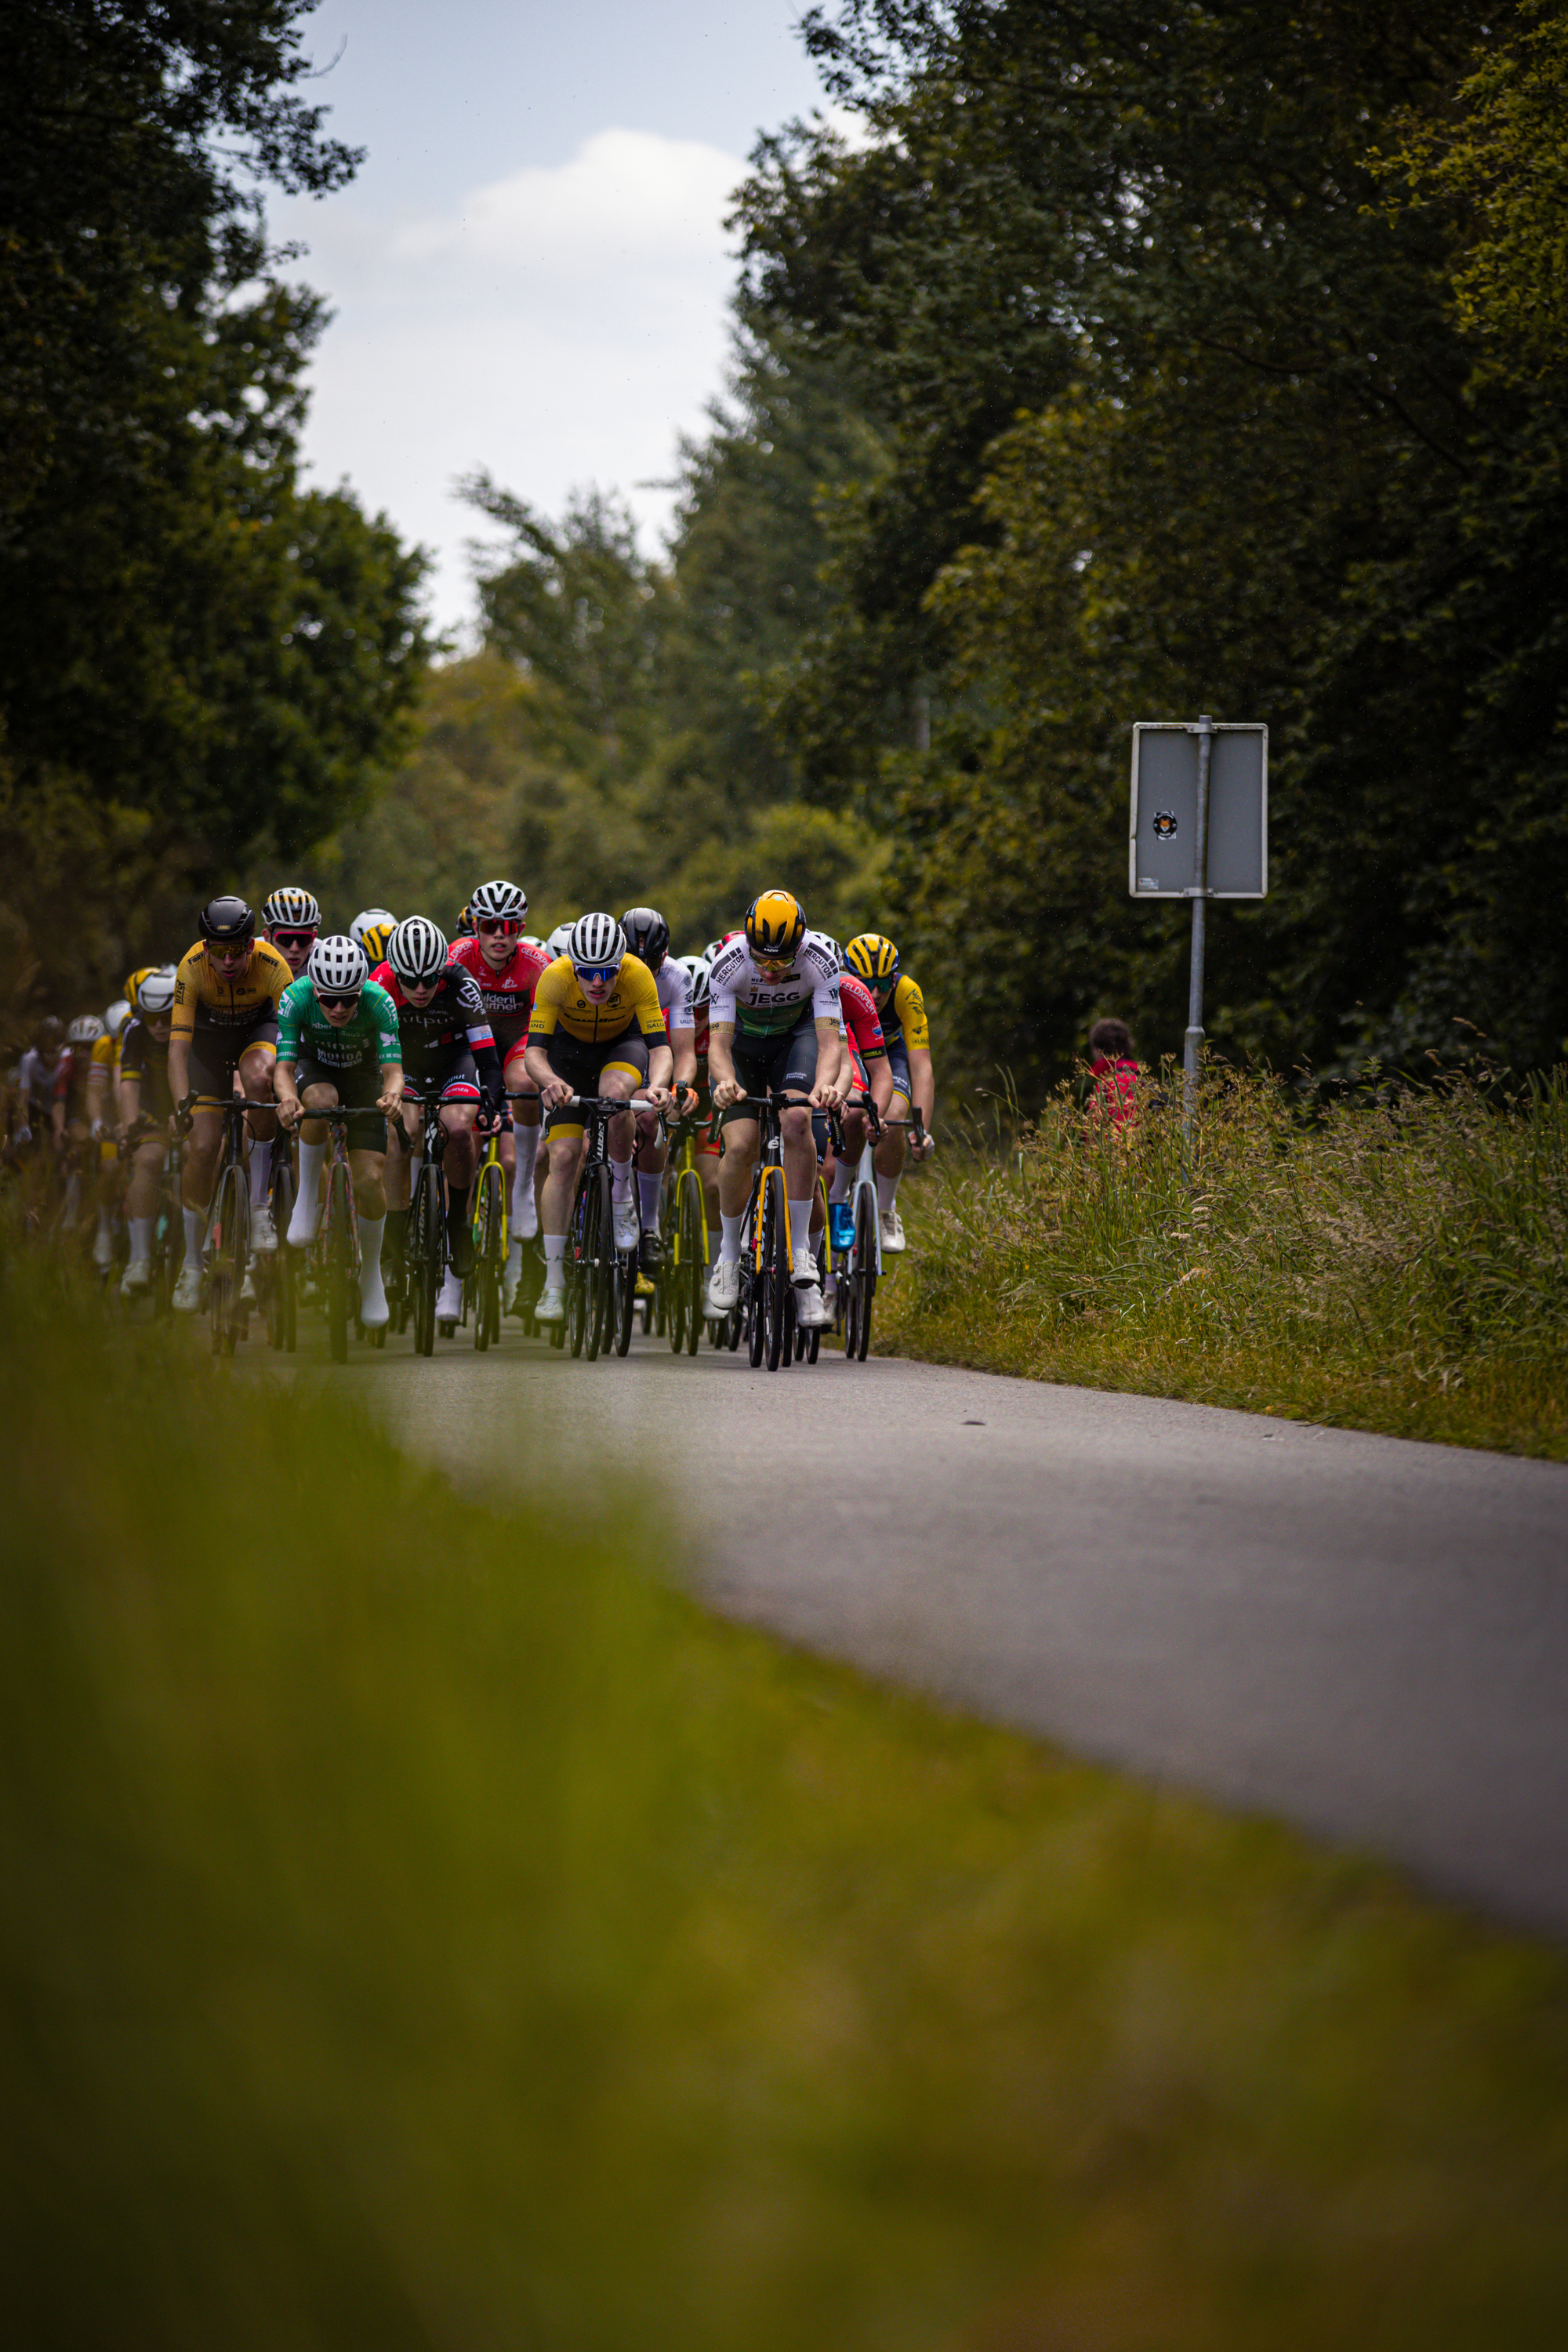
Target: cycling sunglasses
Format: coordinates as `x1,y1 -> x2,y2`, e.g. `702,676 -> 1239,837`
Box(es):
478,916 -> 522,938
316,989 -> 361,1011
573,962 -> 621,987
271,927 -> 318,952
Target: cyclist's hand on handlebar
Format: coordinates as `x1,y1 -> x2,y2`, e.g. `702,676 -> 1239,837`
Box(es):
276,1093 -> 303,1131
808,1077 -> 840,1110
376,1086 -> 404,1119
711,1074 -> 743,1110
540,1073 -> 573,1110
643,1082 -> 673,1111
675,1081 -> 700,1115
911,1129 -> 935,1161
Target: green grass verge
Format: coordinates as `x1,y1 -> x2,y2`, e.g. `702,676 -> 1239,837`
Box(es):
5,1263 -> 1568,2346
880,1066 -> 1568,1458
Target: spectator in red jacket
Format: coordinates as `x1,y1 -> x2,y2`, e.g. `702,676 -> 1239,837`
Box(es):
1087,1016 -> 1140,1131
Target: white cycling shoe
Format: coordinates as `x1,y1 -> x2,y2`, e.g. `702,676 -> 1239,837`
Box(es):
534,1282 -> 566,1324
251,1203 -> 278,1253
93,1223 -> 115,1271
172,1265 -> 202,1313
880,1203 -> 906,1254
437,1269 -> 464,1327
359,1258 -> 390,1330
793,1273 -> 830,1330
503,1238 -> 523,1311
612,1196 -> 640,1252
704,1258 -> 740,1316
286,1202 -> 318,1250
121,1258 -> 151,1298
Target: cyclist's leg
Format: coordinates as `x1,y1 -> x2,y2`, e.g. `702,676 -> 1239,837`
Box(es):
437,1065 -> 481,1294
238,1028 -> 279,1241
346,1077 -> 390,1323
597,1040 -> 648,1250
176,1029 -> 233,1300
873,1033 -> 913,1216
287,1067 -> 340,1245
505,1042 -> 541,1242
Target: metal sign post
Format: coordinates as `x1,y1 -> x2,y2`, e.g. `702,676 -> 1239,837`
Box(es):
1128,717 -> 1268,1133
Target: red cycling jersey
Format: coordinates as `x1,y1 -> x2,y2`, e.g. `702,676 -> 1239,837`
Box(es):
448,933 -> 553,1065
839,971 -> 887,1065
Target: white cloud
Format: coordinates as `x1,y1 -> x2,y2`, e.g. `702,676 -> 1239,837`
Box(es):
278,129 -> 747,634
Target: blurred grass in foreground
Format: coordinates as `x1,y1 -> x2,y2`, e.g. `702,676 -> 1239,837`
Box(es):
883,1064 -> 1568,1457
3,1254 -> 1568,2349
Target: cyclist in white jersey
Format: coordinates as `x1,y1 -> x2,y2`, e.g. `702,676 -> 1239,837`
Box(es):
705,889 -> 844,1330
621,907 -> 697,1276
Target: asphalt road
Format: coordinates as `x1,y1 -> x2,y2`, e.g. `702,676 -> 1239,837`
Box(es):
351,1317 -> 1568,1935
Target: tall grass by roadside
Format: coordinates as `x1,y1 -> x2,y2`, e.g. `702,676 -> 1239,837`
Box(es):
4,1247 -> 1568,2346
883,1064 -> 1568,1455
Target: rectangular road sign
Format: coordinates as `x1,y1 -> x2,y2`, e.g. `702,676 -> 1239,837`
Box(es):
1129,721 -> 1268,898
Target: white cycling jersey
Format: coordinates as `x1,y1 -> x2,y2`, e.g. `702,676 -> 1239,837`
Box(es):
707,931 -> 840,1039
656,956 -> 694,1034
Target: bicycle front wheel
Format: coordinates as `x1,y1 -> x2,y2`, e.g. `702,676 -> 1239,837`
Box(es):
614,1237 -> 637,1357
269,1157 -> 297,1352
474,1160 -> 504,1350
676,1176 -> 704,1357
586,1168 -> 615,1359
411,1162 -> 442,1357
853,1183 -> 877,1362
759,1167 -> 790,1372
325,1160 -> 356,1363
207,1167 -> 242,1354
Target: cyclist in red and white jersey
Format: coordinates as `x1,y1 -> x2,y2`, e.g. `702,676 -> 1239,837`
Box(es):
448,878 -> 551,1306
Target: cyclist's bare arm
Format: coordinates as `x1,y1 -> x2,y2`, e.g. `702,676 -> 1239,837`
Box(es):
376,1061 -> 405,1117
907,1044 -> 936,1152
274,1058 -> 304,1127
522,1038 -> 572,1109
811,1018 -> 847,1108
706,1022 -> 741,1107
167,1033 -> 191,1110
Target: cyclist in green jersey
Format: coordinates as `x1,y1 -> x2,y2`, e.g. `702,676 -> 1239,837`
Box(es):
273,936 -> 404,1329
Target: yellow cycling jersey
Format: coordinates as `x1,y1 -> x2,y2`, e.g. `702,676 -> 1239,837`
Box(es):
884,973 -> 930,1053
89,1031 -> 119,1082
528,953 -> 668,1047
170,938 -> 292,1036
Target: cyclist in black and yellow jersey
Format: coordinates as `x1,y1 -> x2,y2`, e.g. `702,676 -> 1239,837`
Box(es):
844,933 -> 935,1253
167,895 -> 290,1309
522,912 -> 673,1325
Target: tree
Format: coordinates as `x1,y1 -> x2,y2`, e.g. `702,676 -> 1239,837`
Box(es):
0,2 -> 430,1008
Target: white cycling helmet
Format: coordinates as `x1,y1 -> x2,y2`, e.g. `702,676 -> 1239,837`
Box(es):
388,915 -> 448,985
308,935 -> 369,995
545,921 -> 575,959
103,999 -> 132,1040
522,933 -> 546,953
350,906 -> 397,950
263,885 -> 321,930
703,933 -> 739,964
569,912 -> 626,971
678,954 -> 710,1011
67,1014 -> 106,1047
470,877 -> 528,925
137,969 -> 176,1018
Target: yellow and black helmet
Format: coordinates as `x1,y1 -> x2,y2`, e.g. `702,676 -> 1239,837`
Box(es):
745,887 -> 805,960
845,932 -> 899,988
123,964 -> 157,1010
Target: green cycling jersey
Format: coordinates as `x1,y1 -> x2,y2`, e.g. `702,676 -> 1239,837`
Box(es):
277,975 -> 401,1069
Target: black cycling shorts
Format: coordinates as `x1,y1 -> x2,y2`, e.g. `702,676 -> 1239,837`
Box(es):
538,1026 -> 649,1136
293,1054 -> 387,1155
401,1045 -> 482,1108
717,1016 -> 819,1131
881,1029 -> 913,1102
187,1015 -> 278,1105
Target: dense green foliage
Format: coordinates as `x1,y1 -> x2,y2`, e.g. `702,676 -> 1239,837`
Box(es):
6,1265 -> 1568,2343
716,0 -> 1568,1091
883,1063 -> 1568,1456
0,2 -> 430,1011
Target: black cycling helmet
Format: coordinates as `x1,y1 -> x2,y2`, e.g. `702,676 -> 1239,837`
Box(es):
199,893 -> 255,945
36,1014 -> 64,1051
620,905 -> 670,971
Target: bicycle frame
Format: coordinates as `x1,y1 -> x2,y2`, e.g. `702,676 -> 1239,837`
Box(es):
181,1094 -> 271,1354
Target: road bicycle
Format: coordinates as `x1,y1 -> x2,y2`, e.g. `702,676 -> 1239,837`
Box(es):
831,1101 -> 925,1362
402,1094 -> 452,1359
468,1128 -> 508,1351
179,1094 -> 273,1356
726,1091 -> 837,1373
265,1126 -> 297,1352
556,1093 -> 658,1360
294,1103 -> 381,1363
659,1110 -> 710,1356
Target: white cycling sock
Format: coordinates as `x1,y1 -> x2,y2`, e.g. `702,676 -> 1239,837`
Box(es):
96,1206 -> 114,1240
876,1171 -> 899,1217
249,1136 -> 272,1207
543,1232 -> 567,1272
358,1210 -> 384,1270
610,1152 -> 633,1200
637,1171 -> 662,1232
828,1161 -> 852,1204
182,1206 -> 205,1261
789,1195 -> 817,1276
719,1211 -> 744,1264
512,1125 -> 539,1236
290,1139 -> 325,1241
127,1216 -> 152,1265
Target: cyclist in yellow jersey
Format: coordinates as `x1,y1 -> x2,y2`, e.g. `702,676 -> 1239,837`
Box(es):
844,933 -> 935,1254
167,895 -> 289,1310
86,1000 -> 132,1268
522,912 -> 672,1324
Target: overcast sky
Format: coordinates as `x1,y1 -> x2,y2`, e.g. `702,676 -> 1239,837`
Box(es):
268,0 -> 828,635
